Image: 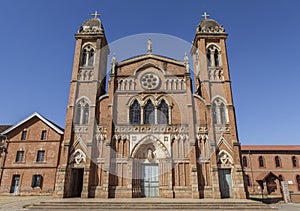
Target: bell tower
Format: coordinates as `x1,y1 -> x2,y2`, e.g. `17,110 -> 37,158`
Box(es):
191,13 -> 246,199
54,12 -> 109,198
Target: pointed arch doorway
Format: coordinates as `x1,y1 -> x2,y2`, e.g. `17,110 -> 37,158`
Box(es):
131,136 -> 171,198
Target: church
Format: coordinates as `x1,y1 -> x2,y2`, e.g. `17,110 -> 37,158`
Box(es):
52,12 -> 246,199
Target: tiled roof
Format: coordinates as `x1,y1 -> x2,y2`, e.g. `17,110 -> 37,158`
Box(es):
241,145 -> 300,151
1,112 -> 64,135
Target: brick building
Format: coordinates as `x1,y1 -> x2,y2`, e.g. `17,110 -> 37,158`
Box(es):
52,13 -> 247,199
241,145 -> 300,198
0,13 -> 299,201
0,112 -> 63,195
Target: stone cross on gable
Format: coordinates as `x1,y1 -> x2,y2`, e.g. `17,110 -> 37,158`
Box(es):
202,12 -> 210,20
91,11 -> 100,18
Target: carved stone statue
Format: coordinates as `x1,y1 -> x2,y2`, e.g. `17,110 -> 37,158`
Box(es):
147,39 -> 152,54
184,52 -> 190,73
147,148 -> 154,161
111,55 -> 116,74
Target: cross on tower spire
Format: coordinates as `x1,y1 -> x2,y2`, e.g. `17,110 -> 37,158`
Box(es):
91,11 -> 100,19
202,12 -> 210,20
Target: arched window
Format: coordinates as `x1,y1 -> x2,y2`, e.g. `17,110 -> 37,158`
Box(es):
83,103 -> 89,125
88,49 -> 95,66
242,156 -> 248,167
157,100 -> 169,124
212,103 -> 217,124
130,100 -> 141,125
278,175 -> 284,182
214,49 -> 220,67
144,100 -> 154,124
296,175 -> 300,191
75,99 -> 89,125
212,98 -> 228,124
245,175 -> 251,186
292,156 -> 298,167
259,156 -> 265,167
220,103 -> 227,124
207,49 -> 212,67
275,156 -> 281,168
80,45 -> 95,67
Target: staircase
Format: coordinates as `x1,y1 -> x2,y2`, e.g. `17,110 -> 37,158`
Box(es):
25,198 -> 277,210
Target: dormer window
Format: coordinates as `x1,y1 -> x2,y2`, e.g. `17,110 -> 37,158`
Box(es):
80,45 -> 95,67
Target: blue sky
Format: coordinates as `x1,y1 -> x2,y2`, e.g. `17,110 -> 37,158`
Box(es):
1,1 -> 299,145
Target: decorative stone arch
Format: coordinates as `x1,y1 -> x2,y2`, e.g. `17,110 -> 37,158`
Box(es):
76,96 -> 92,105
141,95 -> 156,107
217,149 -> 234,168
131,135 -> 171,161
133,62 -> 166,76
206,43 -> 221,51
81,42 -> 96,50
156,95 -> 172,107
217,136 -> 233,152
127,95 -> 143,107
69,149 -> 87,165
211,95 -> 227,104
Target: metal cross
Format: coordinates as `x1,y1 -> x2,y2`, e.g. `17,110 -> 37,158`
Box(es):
91,11 -> 100,18
202,12 -> 210,20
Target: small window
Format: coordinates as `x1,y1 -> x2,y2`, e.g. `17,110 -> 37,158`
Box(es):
259,156 -> 265,167
296,175 -> 300,191
242,156 -> 248,167
36,150 -> 45,162
292,156 -> 298,168
245,175 -> 251,186
31,174 -> 43,188
275,156 -> 281,168
41,130 -> 47,140
16,151 -> 24,162
21,130 -> 27,140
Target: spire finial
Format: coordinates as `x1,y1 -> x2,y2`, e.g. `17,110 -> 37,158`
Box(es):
202,12 -> 210,20
147,39 -> 152,54
91,11 -> 101,19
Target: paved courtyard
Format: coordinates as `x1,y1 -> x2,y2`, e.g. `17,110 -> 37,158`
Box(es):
0,196 -> 299,211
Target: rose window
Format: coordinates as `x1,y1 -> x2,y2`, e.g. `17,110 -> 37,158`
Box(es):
140,73 -> 160,90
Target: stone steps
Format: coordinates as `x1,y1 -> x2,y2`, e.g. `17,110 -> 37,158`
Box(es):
25,199 -> 276,210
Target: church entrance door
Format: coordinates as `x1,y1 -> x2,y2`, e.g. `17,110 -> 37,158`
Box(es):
71,168 -> 84,197
141,164 -> 159,197
218,169 -> 232,198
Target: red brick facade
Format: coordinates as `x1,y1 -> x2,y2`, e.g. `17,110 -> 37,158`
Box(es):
0,113 -> 63,195
241,145 -> 300,197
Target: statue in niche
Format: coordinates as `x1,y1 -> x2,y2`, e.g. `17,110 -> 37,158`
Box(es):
147,148 -> 154,162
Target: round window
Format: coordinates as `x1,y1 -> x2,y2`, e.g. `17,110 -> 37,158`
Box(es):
140,72 -> 160,90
